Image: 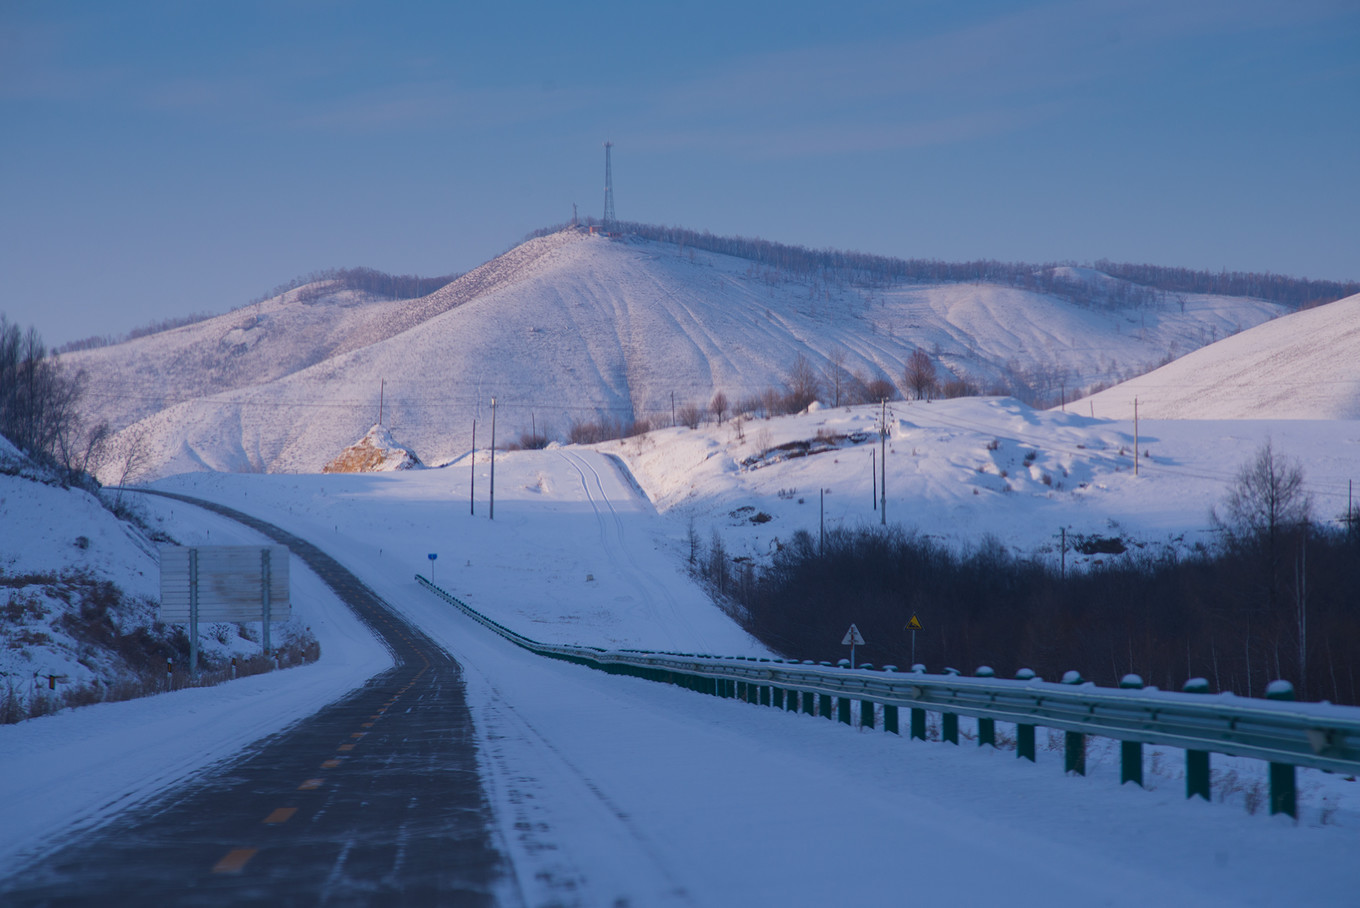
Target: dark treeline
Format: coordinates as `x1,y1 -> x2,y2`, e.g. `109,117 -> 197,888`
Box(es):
292,266 -> 460,303
720,524 -> 1360,705
57,266 -> 459,354
1091,260 -> 1359,311
534,221 -> 1358,312
0,316 -> 94,478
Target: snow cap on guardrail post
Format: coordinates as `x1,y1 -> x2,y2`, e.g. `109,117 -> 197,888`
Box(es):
1266,681 -> 1298,818
1061,671 -> 1087,775
1015,668 -> 1037,761
1119,675 -> 1145,786
1183,677 -> 1212,800
974,667 -> 996,747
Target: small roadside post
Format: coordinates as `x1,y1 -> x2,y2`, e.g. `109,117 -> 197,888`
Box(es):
905,614 -> 922,665
428,553 -> 437,585
842,623 -> 865,669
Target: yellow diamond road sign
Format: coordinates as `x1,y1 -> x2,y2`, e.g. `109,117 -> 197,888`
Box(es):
906,615 -> 922,631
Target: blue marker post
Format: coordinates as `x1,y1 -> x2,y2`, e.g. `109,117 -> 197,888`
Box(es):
427,552 -> 437,584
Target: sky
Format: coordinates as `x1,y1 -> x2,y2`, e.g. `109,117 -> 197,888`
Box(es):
1,0 -> 1357,348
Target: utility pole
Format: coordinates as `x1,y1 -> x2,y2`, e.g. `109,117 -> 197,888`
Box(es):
490,398 -> 497,520
1297,521 -> 1308,699
603,142 -> 616,231
671,391 -> 676,428
1133,397 -> 1139,476
379,379 -> 385,426
1060,527 -> 1067,581
871,448 -> 876,511
470,419 -> 476,516
820,488 -> 825,555
880,399 -> 888,526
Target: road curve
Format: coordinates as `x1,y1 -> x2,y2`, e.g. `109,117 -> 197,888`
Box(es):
1,490 -> 507,907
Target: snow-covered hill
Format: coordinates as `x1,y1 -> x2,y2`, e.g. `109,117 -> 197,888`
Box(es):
73,229 -> 1287,481
1078,293 -> 1360,420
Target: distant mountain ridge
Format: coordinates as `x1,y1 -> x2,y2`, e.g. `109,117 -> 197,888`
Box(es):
71,227 -> 1291,482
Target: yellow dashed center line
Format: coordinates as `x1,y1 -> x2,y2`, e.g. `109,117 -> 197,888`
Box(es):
337,743 -> 355,752
263,807 -> 298,825
321,759 -> 341,769
350,732 -> 366,739
298,778 -> 324,791
212,848 -> 258,874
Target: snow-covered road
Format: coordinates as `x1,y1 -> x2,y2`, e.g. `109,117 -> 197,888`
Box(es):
4,447 -> 1359,904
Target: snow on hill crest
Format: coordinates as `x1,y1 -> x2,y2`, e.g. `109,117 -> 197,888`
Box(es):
1079,292 -> 1360,420
74,229 -> 1288,482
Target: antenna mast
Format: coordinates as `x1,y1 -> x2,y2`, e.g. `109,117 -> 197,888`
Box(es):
602,141 -> 616,231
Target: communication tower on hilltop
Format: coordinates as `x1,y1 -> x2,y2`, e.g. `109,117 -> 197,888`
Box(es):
602,141 -> 616,232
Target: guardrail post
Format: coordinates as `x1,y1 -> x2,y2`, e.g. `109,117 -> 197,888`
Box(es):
760,685 -> 771,707
803,691 -> 816,715
883,704 -> 899,734
820,693 -> 833,719
977,718 -> 995,747
772,687 -> 784,709
1266,681 -> 1298,818
1061,671 -> 1086,775
1064,732 -> 1086,775
975,667 -> 996,747
1119,674 -> 1144,786
1017,724 -> 1036,762
861,699 -> 874,729
1183,678 -> 1211,800
838,697 -> 852,725
942,712 -> 958,745
1013,669 -> 1037,760
910,708 -> 926,741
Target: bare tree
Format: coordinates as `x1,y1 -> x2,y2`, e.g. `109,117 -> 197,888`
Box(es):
1213,439 -> 1311,611
903,349 -> 938,401
710,390 -> 729,425
1215,440 -> 1311,547
825,348 -> 849,407
784,353 -> 821,412
863,376 -> 897,402
0,316 -> 87,471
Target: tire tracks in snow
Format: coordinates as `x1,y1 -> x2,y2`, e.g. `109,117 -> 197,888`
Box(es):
557,449 -> 709,654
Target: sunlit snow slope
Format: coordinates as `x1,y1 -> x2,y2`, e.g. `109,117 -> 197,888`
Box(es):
1079,293 -> 1360,420
75,229 -> 1285,481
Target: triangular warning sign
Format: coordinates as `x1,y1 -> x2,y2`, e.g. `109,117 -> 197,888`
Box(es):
906,615 -> 922,631
842,623 -> 865,645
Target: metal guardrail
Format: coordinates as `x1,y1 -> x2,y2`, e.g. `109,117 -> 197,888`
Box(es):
416,574 -> 1360,816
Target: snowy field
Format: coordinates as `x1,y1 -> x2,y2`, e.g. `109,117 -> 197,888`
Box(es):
4,399 -> 1360,904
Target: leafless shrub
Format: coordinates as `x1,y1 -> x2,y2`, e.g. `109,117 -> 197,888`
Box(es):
677,402 -> 704,429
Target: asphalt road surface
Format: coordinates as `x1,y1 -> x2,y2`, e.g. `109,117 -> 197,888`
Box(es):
2,491 -> 505,906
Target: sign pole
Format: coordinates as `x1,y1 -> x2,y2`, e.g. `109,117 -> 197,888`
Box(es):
428,552 -> 438,584
189,547 -> 199,676
905,614 -> 923,667
261,548 -> 272,656
842,623 -> 865,668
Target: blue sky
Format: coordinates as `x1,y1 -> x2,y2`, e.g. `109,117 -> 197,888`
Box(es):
2,0 -> 1357,346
